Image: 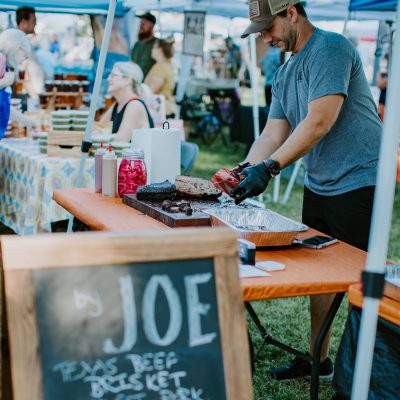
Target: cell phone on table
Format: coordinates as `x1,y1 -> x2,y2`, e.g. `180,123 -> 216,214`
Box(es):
295,235 -> 338,249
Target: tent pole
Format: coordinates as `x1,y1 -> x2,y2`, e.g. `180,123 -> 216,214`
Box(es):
249,34 -> 263,203
67,0 -> 117,233
342,11 -> 350,35
158,0 -> 162,35
249,34 -> 260,142
351,0 -> 400,398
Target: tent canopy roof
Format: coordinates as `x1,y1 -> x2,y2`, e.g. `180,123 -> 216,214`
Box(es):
349,0 -> 397,12
0,0 -> 395,21
0,0 -> 127,16
127,0 -> 396,21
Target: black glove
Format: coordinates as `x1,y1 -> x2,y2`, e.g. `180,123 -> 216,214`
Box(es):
230,161 -> 251,177
230,162 -> 272,204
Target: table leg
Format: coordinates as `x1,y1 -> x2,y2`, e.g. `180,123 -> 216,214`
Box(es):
246,293 -> 345,400
310,292 -> 345,400
245,302 -> 312,361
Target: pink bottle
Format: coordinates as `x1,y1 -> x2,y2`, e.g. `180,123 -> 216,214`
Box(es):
94,142 -> 105,193
118,149 -> 147,197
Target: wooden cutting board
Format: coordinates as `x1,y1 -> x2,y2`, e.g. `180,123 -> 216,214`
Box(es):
123,194 -> 213,228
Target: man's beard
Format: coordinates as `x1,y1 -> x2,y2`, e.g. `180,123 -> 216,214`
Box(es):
138,31 -> 152,40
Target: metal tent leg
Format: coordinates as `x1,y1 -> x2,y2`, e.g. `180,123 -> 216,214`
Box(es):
282,158 -> 303,204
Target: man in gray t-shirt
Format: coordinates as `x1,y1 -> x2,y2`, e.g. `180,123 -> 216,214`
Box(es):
230,0 -> 382,382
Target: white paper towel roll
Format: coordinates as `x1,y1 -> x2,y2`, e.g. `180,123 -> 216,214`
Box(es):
131,127 -> 181,184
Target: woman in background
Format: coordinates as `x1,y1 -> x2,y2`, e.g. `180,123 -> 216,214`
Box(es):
145,37 -> 177,118
100,61 -> 153,142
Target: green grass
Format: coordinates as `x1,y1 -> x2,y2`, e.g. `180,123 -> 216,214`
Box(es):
190,130 -> 400,400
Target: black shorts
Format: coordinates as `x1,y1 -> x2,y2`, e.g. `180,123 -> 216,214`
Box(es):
302,186 -> 375,251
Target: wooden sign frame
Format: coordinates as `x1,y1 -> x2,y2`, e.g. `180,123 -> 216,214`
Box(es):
1,228 -> 252,400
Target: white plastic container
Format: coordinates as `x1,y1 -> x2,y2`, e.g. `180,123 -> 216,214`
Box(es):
131,124 -> 181,184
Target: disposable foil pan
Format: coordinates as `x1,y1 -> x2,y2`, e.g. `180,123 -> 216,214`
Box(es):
203,207 -> 308,247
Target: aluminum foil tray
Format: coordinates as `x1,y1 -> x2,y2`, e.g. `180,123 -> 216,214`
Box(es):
203,207 -> 308,247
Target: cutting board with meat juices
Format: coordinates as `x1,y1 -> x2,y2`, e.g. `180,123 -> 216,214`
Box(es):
123,194 -> 213,228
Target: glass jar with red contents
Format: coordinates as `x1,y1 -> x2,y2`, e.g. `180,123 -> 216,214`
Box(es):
118,149 -> 147,197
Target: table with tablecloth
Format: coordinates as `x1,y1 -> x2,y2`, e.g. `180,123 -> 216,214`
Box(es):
0,139 -> 94,234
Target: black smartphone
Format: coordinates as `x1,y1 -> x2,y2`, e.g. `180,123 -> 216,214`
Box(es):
296,235 -> 338,249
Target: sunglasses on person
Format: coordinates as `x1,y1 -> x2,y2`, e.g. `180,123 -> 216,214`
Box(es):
109,71 -> 125,78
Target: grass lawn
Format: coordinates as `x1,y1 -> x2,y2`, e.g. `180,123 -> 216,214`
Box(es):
190,131 -> 400,400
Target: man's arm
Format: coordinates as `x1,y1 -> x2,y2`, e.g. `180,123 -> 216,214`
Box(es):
269,94 -> 344,168
244,118 -> 291,164
231,94 -> 344,204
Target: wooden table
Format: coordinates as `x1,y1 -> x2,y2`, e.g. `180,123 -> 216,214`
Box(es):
53,188 -> 367,399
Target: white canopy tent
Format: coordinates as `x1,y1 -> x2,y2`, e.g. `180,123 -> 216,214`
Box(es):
127,0 -> 396,20
0,0 -> 127,16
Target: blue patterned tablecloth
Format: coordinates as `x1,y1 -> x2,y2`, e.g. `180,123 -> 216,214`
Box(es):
0,138 -> 94,234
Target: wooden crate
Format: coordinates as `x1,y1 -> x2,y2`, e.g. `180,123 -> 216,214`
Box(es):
47,130 -> 84,158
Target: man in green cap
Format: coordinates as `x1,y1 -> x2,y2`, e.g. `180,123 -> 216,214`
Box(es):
131,12 -> 157,79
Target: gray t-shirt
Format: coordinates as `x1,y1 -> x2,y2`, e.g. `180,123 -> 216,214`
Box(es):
269,28 -> 382,196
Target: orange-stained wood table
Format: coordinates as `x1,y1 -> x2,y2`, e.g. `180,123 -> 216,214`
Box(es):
53,188 -> 367,301
53,188 -> 367,400
348,284 -> 400,327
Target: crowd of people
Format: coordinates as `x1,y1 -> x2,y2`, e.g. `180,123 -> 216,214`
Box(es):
0,9 -> 177,141
0,5 -> 299,141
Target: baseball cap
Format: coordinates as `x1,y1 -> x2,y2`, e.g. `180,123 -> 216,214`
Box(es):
241,0 -> 300,38
136,11 -> 156,25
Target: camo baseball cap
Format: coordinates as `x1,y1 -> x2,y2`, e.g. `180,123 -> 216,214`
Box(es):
241,0 -> 300,38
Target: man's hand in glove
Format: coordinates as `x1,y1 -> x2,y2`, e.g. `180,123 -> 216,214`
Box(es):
230,161 -> 272,204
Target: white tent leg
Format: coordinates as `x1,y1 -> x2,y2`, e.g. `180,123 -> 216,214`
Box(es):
282,158 -> 302,204
352,0 -> 400,398
249,34 -> 260,143
273,174 -> 280,203
249,34 -> 263,203
67,0 -> 117,233
158,0 -> 162,35
175,54 -> 193,117
342,11 -> 350,35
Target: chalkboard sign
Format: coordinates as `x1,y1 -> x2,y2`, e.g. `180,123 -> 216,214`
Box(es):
1,228 -> 252,400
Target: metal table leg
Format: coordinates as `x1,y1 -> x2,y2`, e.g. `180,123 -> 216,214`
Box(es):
310,293 -> 345,400
245,292 -> 345,400
245,302 -> 313,361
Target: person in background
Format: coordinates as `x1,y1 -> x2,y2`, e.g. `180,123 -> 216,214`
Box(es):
224,36 -> 242,79
49,34 -> 61,58
131,12 -> 156,79
231,0 -> 381,381
99,61 -> 153,142
376,54 -> 389,121
16,6 -> 44,100
260,44 -> 281,106
0,29 -> 38,136
16,6 -> 36,34
145,37 -> 177,118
